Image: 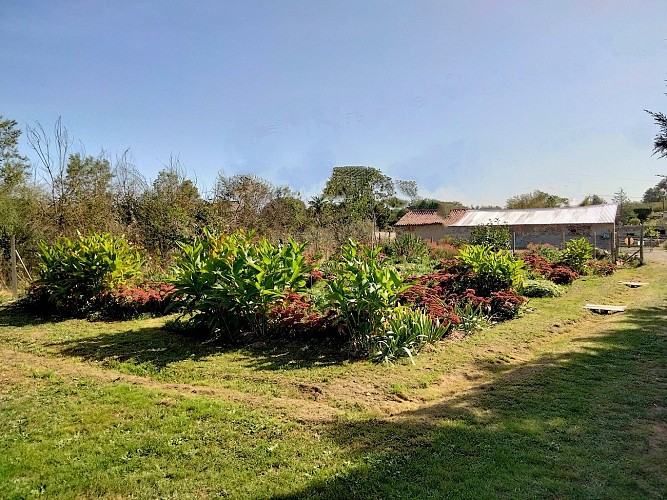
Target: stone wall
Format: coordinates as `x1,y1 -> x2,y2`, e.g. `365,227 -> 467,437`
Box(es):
395,224 -> 447,242
441,223 -> 615,250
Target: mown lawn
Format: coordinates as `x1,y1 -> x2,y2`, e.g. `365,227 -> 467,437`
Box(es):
1,257 -> 666,498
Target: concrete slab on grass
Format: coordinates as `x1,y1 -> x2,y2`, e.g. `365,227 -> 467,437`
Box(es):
584,304 -> 627,314
619,281 -> 648,288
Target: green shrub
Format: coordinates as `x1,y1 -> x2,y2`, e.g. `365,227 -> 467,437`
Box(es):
561,238 -> 593,273
527,243 -> 562,262
469,222 -> 511,251
371,307 -> 450,365
521,279 -> 564,298
428,241 -> 459,261
35,233 -> 144,315
170,230 -> 311,337
585,259 -> 615,276
325,239 -> 408,354
390,233 -> 429,262
457,244 -> 526,295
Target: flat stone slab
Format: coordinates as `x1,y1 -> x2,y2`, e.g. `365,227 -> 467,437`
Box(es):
584,304 -> 627,314
619,281 -> 649,288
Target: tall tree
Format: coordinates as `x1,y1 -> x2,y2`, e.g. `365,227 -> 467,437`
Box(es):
323,166 -> 395,222
0,116 -> 30,191
138,162 -> 203,255
60,154 -> 115,232
646,83 -> 667,158
506,190 -> 569,209
213,173 -> 276,230
579,194 -> 606,206
0,115 -> 43,276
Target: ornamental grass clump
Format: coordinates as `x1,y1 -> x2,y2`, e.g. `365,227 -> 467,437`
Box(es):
521,279 -> 564,298
371,307 -> 451,365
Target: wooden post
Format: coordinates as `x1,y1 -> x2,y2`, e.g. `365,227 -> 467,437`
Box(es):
10,235 -> 17,298
512,232 -> 516,254
639,224 -> 644,265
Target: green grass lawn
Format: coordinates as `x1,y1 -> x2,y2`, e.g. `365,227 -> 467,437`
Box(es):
1,258 -> 666,498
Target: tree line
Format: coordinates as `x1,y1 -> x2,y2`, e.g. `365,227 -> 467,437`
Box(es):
3,96 -> 666,287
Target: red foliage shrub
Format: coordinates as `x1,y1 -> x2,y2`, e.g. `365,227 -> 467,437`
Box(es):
586,260 -> 615,276
269,292 -> 336,335
489,289 -> 526,320
307,269 -> 324,288
522,252 -> 581,285
549,265 -> 579,285
100,282 -> 175,319
521,253 -> 553,278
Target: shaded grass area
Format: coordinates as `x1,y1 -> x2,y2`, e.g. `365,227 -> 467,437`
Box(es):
0,261 -> 666,497
279,304 -> 667,498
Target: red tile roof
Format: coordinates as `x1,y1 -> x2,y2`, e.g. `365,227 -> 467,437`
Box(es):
395,208 -> 469,227
395,210 -> 444,226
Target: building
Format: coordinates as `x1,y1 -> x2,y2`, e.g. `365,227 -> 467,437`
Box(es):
393,209 -> 465,241
394,204 -> 619,250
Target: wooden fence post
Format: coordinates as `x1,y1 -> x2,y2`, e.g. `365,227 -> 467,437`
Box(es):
10,235 -> 17,298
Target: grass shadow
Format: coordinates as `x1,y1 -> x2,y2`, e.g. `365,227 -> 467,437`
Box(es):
272,304 -> 667,499
49,323 -> 350,372
0,304 -> 69,327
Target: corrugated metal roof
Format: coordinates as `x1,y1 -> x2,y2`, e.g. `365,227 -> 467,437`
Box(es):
395,210 -> 446,226
440,209 -> 468,225
449,204 -> 618,227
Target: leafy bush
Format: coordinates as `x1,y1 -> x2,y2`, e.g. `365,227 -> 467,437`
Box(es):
325,239 -> 408,354
170,230 -> 311,338
389,233 -> 429,262
469,222 -> 511,251
585,259 -> 615,276
268,291 -> 335,335
427,241 -> 459,261
526,243 -> 562,262
489,290 -> 526,320
561,238 -> 593,273
371,307 -> 450,364
34,233 -> 144,315
98,282 -> 174,319
521,279 -> 564,298
457,245 -> 526,295
549,265 -> 579,285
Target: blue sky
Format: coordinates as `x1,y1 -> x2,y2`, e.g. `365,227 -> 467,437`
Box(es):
2,0 -> 667,206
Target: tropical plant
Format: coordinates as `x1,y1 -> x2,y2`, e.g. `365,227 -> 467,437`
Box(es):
325,239 -> 408,354
34,232 -> 144,315
561,238 -> 593,273
457,244 -> 526,295
390,232 -> 429,262
170,230 -> 311,337
469,221 -> 511,251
